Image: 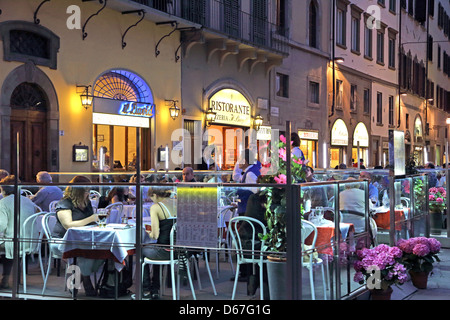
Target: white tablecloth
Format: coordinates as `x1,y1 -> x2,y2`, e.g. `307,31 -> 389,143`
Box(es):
58,224 -> 136,271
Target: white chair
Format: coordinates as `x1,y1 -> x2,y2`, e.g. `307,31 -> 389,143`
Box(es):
105,202 -> 124,223
89,190 -> 101,209
188,250 -> 217,296
48,200 -> 58,212
32,203 -> 43,213
21,189 -> 33,197
89,190 -> 101,198
216,205 -> 237,278
142,223 -> 196,300
21,211 -> 46,293
401,197 -> 410,208
301,220 -> 327,300
228,216 -> 266,300
41,212 -> 65,295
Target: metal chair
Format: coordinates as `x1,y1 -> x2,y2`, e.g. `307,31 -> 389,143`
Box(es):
216,205 -> 237,278
21,211 -> 46,293
41,212 -> 65,295
21,189 -> 33,197
228,216 -> 266,300
141,223 -> 196,300
105,202 -> 124,223
48,200 -> 59,212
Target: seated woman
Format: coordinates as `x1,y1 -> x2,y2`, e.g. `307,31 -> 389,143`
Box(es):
142,186 -> 177,300
97,187 -> 128,208
52,175 -> 101,296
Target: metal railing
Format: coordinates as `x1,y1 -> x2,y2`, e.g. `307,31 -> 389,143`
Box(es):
130,0 -> 290,55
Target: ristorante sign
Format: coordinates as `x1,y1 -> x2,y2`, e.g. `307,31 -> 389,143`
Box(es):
209,89 -> 251,127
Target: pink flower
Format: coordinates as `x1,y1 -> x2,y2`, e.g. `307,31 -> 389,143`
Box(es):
436,197 -> 444,203
428,238 -> 441,254
278,148 -> 286,162
280,135 -> 286,144
429,195 -> 436,201
293,157 -> 304,165
274,174 -> 287,184
413,244 -> 430,257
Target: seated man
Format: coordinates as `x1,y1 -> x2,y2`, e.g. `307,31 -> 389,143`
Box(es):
31,171 -> 63,211
359,171 -> 379,206
339,177 -> 373,233
304,166 -> 328,209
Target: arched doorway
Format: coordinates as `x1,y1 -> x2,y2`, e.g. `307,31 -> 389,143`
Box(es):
9,83 -> 48,182
1,62 -> 60,182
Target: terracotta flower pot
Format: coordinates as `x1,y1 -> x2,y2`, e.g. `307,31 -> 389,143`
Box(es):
370,286 -> 393,300
409,270 -> 430,289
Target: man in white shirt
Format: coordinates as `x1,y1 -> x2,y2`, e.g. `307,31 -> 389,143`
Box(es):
339,177 -> 373,233
0,175 -> 36,289
0,170 -> 9,201
233,149 -> 261,215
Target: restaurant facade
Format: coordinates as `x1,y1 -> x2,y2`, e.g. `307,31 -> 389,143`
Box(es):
0,0 -> 193,181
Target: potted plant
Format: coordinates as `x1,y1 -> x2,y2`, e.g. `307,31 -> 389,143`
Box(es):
428,187 -> 446,233
353,244 -> 408,300
258,134 -> 306,300
397,237 -> 441,289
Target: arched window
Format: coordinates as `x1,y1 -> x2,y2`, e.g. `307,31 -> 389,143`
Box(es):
93,69 -> 152,103
309,1 -> 318,48
10,82 -> 48,111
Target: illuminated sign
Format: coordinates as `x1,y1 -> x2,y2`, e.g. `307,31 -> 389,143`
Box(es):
209,89 -> 251,127
331,119 -> 349,146
257,126 -> 272,140
119,102 -> 155,118
353,122 -> 369,147
298,130 -> 319,140
93,112 -> 150,128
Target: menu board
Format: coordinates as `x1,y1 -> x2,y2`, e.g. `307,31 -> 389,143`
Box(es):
176,186 -> 218,248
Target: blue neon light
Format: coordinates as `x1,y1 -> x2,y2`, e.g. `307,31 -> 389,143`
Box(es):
119,102 -> 155,118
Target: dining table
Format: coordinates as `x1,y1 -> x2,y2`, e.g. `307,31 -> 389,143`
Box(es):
58,223 -> 137,272
372,206 -> 409,231
304,220 -> 355,255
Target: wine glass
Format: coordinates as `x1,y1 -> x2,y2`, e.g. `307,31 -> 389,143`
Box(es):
97,208 -> 108,227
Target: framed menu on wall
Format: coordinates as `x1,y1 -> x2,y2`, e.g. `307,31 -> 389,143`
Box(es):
176,185 -> 218,248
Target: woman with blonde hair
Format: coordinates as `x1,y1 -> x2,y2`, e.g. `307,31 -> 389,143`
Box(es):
53,175 -> 101,296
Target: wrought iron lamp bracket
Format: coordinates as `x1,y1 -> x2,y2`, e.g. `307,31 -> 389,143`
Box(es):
175,27 -> 202,63
121,10 -> 146,49
82,0 -> 107,40
34,0 -> 50,25
155,21 -> 179,57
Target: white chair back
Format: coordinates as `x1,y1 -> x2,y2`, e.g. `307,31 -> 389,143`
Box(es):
41,212 -> 56,241
21,212 -> 46,255
48,200 -> 58,212
105,202 -> 124,223
228,216 -> 266,264
21,189 -> 33,197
